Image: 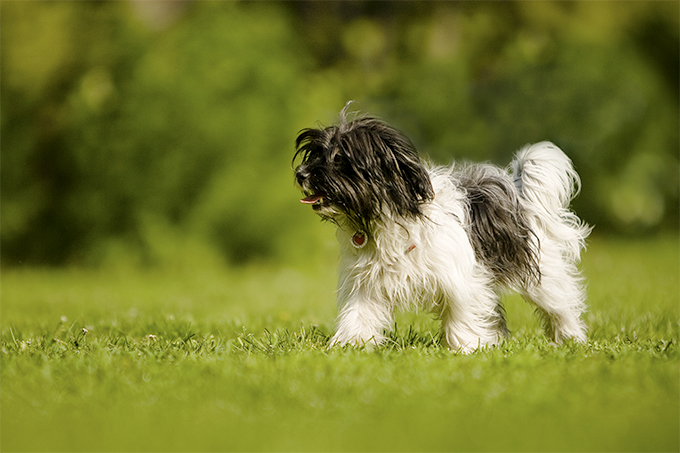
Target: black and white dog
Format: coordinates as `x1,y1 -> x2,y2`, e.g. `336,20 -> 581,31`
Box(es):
294,104 -> 591,353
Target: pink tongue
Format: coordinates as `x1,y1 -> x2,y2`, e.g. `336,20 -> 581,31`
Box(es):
300,194 -> 323,204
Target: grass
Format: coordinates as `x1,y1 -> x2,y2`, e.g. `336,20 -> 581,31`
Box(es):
1,234 -> 678,452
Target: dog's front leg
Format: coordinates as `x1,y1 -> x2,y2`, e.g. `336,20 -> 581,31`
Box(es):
330,290 -> 392,348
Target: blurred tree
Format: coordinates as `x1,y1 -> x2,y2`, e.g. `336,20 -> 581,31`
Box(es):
1,1 -> 677,268
290,1 -> 678,232
2,1 -> 315,266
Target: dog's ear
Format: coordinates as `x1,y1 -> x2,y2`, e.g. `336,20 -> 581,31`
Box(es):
384,131 -> 435,217
352,119 -> 434,219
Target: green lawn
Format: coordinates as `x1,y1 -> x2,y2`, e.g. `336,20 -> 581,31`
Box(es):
1,235 -> 678,452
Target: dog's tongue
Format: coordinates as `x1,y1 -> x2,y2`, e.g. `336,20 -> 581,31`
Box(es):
300,194 -> 323,204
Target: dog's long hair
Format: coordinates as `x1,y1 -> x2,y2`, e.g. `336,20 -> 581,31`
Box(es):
293,105 -> 590,352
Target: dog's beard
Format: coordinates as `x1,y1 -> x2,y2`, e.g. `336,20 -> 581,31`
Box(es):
298,184 -> 340,222
296,167 -> 378,230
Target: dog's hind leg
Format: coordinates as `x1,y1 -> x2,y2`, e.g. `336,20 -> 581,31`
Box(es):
522,240 -> 587,343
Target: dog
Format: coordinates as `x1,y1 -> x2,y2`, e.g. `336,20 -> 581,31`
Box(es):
293,104 -> 591,353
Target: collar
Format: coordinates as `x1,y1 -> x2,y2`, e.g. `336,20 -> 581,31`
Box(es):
351,231 -> 367,249
351,231 -> 416,254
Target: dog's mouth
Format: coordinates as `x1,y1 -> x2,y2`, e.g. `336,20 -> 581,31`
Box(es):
300,192 -> 339,218
300,193 -> 326,206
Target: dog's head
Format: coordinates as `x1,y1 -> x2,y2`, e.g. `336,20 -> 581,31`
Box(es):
293,106 -> 434,232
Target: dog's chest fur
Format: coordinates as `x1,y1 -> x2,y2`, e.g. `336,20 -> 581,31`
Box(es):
335,168 -> 477,313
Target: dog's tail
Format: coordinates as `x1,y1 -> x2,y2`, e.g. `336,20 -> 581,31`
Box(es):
510,142 -> 591,262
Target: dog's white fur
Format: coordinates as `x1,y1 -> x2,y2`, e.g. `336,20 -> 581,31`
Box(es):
330,142 -> 590,353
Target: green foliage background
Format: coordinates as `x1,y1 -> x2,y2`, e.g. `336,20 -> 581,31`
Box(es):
2,1 -> 678,267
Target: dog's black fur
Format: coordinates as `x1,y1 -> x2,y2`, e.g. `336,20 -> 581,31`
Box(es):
457,164 -> 540,287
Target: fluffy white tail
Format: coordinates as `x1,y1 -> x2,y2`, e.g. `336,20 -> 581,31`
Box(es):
510,142 -> 591,262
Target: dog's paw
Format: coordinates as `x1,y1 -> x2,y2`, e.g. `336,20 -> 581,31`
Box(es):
328,332 -> 384,350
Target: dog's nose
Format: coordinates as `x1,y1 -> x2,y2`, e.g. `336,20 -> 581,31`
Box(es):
295,166 -> 310,184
